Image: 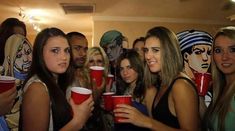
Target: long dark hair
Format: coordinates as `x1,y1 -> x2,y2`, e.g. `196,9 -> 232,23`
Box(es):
116,49 -> 145,102
24,27 -> 74,130
0,18 -> 26,64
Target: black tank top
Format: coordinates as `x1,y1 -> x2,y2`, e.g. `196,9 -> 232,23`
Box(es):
151,77 -> 196,129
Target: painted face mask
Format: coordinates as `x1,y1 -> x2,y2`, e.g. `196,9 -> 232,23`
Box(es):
3,34 -> 32,80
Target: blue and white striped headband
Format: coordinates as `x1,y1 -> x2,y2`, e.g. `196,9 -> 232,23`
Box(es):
177,30 -> 213,52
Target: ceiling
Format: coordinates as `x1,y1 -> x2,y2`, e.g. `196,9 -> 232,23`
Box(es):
0,0 -> 235,36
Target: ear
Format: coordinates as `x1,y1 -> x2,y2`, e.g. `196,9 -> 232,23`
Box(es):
183,53 -> 189,63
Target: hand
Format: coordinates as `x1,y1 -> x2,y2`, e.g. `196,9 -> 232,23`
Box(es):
105,78 -> 113,92
91,78 -> 105,101
113,104 -> 150,128
0,86 -> 17,115
69,95 -> 94,128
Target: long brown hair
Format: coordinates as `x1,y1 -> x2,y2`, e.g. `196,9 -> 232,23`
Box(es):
144,26 -> 183,88
203,26 -> 235,131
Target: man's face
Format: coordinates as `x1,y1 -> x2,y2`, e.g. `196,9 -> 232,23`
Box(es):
185,44 -> 212,73
69,36 -> 88,68
103,40 -> 122,62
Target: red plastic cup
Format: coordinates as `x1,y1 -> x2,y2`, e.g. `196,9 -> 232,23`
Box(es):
71,87 -> 92,104
194,72 -> 212,96
102,92 -> 115,111
90,66 -> 104,87
113,95 -> 132,123
106,74 -> 114,85
0,76 -> 16,93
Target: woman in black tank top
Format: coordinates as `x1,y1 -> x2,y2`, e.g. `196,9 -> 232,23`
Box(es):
113,26 -> 200,131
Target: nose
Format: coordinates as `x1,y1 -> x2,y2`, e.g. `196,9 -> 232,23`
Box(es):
221,51 -> 229,61
122,68 -> 129,76
79,49 -> 86,57
202,52 -> 209,62
61,52 -> 68,60
145,51 -> 151,61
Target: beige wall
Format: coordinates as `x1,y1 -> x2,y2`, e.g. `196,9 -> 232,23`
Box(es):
26,32 -> 93,47
93,20 -> 227,48
26,20 -> 229,48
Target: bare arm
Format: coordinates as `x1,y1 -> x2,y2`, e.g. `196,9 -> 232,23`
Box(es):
21,82 -> 50,131
169,79 -> 200,131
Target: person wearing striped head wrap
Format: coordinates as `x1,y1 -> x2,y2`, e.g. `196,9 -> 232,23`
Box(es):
177,29 -> 213,119
177,29 -> 213,79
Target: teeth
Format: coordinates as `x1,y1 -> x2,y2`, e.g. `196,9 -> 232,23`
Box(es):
147,61 -> 156,65
222,63 -> 231,67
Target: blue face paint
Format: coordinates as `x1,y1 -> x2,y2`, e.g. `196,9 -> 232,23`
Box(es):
13,68 -> 28,80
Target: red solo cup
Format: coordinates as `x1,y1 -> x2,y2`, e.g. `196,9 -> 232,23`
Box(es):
0,76 -> 16,93
112,95 -> 132,123
106,74 -> 114,85
102,92 -> 115,111
71,87 -> 92,104
194,72 -> 212,96
90,66 -> 104,87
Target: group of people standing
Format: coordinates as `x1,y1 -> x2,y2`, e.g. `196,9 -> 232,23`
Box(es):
0,17 -> 234,131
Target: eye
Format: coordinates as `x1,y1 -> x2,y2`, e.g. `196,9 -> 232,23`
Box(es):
152,48 -> 159,53
97,60 -> 103,64
65,48 -> 71,54
25,49 -> 32,55
229,47 -> 235,53
143,48 -> 148,53
89,60 -> 94,64
127,65 -> 132,70
16,52 -> 22,58
194,50 -> 202,55
73,46 -> 81,51
120,67 -> 124,71
214,48 -> 221,54
51,48 -> 59,54
207,50 -> 212,55
84,47 -> 88,52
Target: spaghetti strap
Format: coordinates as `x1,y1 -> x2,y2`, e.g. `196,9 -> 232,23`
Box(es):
172,77 -> 197,92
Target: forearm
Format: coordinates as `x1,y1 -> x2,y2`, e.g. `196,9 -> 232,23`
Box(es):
60,118 -> 83,131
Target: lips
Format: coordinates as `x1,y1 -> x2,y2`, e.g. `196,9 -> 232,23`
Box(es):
201,64 -> 209,68
59,62 -> 68,68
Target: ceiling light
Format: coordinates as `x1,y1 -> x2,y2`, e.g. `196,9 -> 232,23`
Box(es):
231,0 -> 235,2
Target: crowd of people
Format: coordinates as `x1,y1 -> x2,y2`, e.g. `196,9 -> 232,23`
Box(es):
0,17 -> 234,131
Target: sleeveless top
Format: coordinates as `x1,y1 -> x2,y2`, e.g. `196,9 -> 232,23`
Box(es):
23,75 -> 53,131
152,77 -> 196,129
114,100 -> 150,131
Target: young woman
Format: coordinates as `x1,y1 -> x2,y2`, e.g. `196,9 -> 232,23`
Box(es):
20,27 -> 94,131
115,49 -> 154,131
203,26 -> 235,131
114,26 -> 200,131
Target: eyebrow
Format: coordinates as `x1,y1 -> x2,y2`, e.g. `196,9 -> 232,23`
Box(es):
193,47 -> 205,51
